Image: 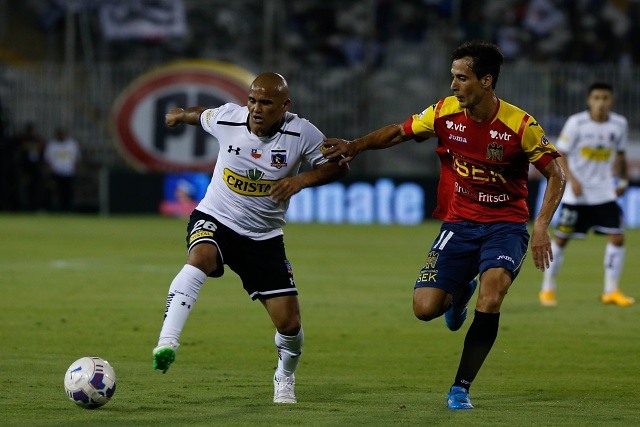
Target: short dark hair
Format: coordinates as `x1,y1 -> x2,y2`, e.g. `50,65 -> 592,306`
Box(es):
588,81 -> 613,95
452,40 -> 504,89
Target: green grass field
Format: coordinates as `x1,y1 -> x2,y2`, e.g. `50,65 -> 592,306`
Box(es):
1,214 -> 638,426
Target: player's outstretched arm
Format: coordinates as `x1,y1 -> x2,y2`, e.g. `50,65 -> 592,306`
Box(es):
165,107 -> 207,127
270,162 -> 349,203
531,158 -> 566,271
323,124 -> 408,166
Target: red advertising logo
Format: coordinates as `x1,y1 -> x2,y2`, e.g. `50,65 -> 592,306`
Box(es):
111,60 -> 255,172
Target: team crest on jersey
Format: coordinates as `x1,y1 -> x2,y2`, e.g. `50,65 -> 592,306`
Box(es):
486,142 -> 504,161
424,251 -> 439,269
540,135 -> 550,146
251,149 -> 262,159
271,150 -> 287,169
247,168 -> 264,181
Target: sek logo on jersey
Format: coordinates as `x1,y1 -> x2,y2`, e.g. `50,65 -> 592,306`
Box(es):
453,157 -> 506,183
223,168 -> 274,196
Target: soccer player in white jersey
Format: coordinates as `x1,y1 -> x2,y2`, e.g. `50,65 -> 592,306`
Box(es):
152,72 -> 349,403
540,82 -> 635,307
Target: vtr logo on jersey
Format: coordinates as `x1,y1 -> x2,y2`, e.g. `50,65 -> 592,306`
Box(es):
446,120 -> 466,132
111,60 -> 255,172
490,130 -> 512,141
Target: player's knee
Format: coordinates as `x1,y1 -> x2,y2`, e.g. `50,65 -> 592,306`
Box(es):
276,320 -> 301,337
610,235 -> 624,246
476,291 -> 506,313
187,244 -> 219,275
413,287 -> 448,321
412,300 -> 440,322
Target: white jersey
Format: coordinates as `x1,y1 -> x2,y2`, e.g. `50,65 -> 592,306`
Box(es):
196,103 -> 328,239
44,138 -> 81,176
556,110 -> 627,205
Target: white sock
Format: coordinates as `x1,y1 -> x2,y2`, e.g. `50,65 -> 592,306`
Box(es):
604,243 -> 625,294
158,264 -> 207,347
542,240 -> 563,291
275,328 -> 304,378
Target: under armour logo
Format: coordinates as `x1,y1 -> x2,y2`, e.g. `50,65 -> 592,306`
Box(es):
228,145 -> 240,155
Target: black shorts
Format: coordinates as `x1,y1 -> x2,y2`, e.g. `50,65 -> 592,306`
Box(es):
186,210 -> 297,300
555,201 -> 624,239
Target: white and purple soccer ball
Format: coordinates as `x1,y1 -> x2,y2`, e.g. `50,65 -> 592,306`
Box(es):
64,356 -> 117,409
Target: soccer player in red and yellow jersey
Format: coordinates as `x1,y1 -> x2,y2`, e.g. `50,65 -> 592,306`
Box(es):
323,40 -> 566,409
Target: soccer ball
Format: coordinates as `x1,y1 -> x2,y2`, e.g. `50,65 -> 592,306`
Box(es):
64,356 -> 117,409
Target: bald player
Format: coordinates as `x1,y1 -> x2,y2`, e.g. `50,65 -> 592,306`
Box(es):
153,72 -> 349,404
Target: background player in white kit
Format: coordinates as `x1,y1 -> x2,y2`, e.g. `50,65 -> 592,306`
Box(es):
539,82 -> 635,307
153,72 -> 349,403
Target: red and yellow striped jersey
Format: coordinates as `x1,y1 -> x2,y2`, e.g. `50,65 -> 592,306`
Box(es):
403,96 -> 560,222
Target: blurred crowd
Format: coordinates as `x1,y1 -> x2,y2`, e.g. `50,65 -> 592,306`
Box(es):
284,0 -> 640,68
0,120 -> 81,212
7,0 -> 638,67
474,0 -> 639,65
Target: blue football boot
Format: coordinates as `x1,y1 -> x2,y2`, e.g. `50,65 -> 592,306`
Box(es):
445,278 -> 478,331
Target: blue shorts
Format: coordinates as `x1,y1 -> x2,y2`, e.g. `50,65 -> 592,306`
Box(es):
414,221 -> 529,295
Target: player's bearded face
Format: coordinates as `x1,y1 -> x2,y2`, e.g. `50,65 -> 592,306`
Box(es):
247,87 -> 290,137
450,58 -> 484,109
